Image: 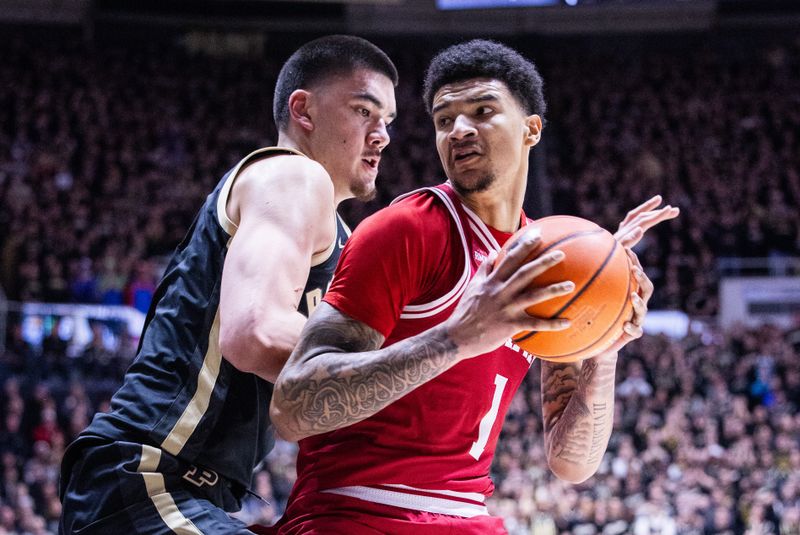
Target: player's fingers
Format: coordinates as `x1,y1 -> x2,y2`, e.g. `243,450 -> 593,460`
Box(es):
515,281 -> 575,310
610,315 -> 647,352
616,227 -> 643,249
626,247 -> 642,267
630,292 -> 647,326
503,249 -> 566,295
633,266 -> 654,302
623,321 -> 644,339
491,230 -> 542,281
622,195 -> 662,224
518,316 -> 572,333
616,205 -> 680,246
476,250 -> 497,278
633,206 -> 680,232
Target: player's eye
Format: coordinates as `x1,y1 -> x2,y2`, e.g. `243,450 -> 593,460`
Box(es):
436,116 -> 451,128
358,107 -> 371,118
476,106 -> 493,116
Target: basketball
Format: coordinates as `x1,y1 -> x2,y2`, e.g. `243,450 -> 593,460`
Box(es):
497,216 -> 636,363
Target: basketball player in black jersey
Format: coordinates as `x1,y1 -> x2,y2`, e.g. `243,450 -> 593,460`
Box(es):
59,35 -> 398,534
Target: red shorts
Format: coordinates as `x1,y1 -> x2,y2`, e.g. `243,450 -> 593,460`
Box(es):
256,490 -> 507,535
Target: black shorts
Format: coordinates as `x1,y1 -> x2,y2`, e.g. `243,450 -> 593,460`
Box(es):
59,436 -> 254,534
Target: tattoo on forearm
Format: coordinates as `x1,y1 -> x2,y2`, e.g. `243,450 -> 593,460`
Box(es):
551,397 -> 591,464
277,305 -> 459,437
542,357 -> 617,470
542,363 -> 578,432
587,402 -> 607,465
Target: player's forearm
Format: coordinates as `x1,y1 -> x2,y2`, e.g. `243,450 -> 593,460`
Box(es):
541,352 -> 618,483
270,307 -> 460,442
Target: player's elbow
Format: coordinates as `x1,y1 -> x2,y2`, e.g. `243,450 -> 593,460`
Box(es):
219,327 -> 257,373
546,456 -> 597,484
219,319 -> 284,382
269,382 -> 311,443
268,408 -> 306,443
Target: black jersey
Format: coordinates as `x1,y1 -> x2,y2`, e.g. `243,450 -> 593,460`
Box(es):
81,147 -> 348,492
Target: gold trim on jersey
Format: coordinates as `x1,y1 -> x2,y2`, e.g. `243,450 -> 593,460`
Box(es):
215,146 -> 308,236
138,445 -> 204,534
161,308 -> 222,456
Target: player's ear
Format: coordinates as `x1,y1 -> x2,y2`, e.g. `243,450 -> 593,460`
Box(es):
524,114 -> 542,147
288,89 -> 314,132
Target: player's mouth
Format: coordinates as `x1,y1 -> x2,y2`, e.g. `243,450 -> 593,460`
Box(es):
361,155 -> 380,171
451,145 -> 482,165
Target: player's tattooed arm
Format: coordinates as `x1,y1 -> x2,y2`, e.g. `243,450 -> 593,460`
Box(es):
270,302 -> 460,441
540,354 -> 618,483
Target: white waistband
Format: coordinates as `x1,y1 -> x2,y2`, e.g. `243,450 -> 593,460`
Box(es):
322,484 -> 490,518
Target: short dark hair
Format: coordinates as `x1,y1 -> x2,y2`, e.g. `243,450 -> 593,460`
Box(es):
423,40 -> 546,125
273,35 -> 399,130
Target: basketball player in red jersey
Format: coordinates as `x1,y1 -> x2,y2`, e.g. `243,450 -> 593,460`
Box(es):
268,40 -> 679,533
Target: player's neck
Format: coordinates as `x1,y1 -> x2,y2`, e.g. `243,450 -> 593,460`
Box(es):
458,173 -> 526,233
275,133 -> 307,157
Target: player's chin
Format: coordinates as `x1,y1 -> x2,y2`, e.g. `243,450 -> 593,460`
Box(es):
450,171 -> 495,195
351,177 -> 377,202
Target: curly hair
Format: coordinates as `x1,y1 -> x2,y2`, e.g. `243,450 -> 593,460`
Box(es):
423,40 -> 546,125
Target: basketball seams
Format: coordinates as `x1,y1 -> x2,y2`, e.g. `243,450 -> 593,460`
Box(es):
513,237 -> 620,345
537,230 -> 604,255
531,250 -> 632,361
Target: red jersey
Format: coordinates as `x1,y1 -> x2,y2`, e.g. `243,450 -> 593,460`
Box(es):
292,183 -> 535,518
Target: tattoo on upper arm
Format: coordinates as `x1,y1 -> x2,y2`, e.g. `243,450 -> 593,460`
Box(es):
277,305 -> 459,436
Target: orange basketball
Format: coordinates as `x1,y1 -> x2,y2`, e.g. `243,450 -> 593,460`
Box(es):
497,216 -> 636,363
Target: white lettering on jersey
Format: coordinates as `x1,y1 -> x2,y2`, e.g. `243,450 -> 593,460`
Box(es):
469,374 -> 508,460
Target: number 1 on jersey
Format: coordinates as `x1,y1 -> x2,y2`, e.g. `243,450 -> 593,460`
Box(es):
469,374 -> 508,460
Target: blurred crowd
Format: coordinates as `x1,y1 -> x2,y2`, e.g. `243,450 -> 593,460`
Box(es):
1,28 -> 799,534
491,323 -> 800,535
1,319 -> 799,534
2,33 -> 799,315
541,40 -> 800,315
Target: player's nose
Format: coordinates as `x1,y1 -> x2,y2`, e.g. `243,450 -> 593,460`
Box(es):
368,120 -> 390,149
448,114 -> 477,142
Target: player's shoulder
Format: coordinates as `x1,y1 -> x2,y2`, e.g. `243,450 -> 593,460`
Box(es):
360,189 -> 452,236
237,151 -> 332,199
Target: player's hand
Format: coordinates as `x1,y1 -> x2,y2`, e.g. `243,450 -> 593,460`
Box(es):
614,195 -> 679,249
444,229 -> 574,359
601,249 -> 652,356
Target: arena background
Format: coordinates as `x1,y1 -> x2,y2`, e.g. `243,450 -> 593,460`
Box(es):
0,0 -> 798,533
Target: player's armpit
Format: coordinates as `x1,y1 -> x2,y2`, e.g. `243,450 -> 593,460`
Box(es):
270,302 -> 460,442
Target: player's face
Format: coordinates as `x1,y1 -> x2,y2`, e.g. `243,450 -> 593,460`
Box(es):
431,79 -> 540,196
310,69 -> 396,202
